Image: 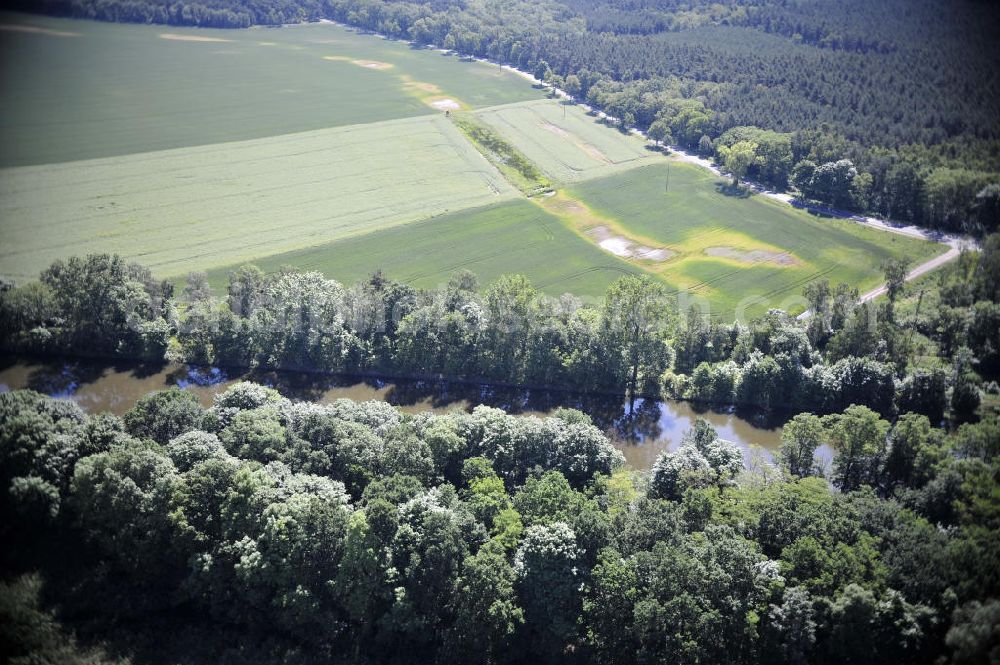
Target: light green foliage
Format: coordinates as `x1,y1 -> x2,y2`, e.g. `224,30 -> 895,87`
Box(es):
336,509 -> 392,636
601,274 -> 673,398
219,408 -> 287,462
381,427 -> 437,484
779,413 -> 825,478
717,140 -> 759,186
461,457 -> 512,530
456,406 -> 624,487
209,381 -> 287,428
824,404 -> 890,491
715,126 -> 793,188
650,419 -> 743,500
780,532 -> 884,596
630,526 -> 773,665
513,471 -> 588,526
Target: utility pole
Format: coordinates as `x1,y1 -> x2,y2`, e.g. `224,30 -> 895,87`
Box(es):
665,163 -> 670,194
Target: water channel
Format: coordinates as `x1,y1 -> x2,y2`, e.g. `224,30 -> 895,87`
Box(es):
0,355 -> 825,470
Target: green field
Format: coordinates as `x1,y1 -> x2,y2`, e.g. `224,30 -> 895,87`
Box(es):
560,163 -> 944,316
476,99 -> 657,183
0,115 -> 516,280
201,200 -> 641,298
0,13 -> 952,319
0,12 -> 541,167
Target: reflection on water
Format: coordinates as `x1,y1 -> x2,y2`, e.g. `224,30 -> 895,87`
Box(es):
0,355 -> 810,470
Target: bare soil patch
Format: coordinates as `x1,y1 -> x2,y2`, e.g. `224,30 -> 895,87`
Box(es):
404,80 -> 442,93
551,199 -> 588,215
580,142 -> 612,165
704,246 -> 799,266
589,226 -> 673,262
159,33 -> 232,43
429,98 -> 462,110
324,56 -> 393,70
541,122 -> 570,138
353,59 -> 393,70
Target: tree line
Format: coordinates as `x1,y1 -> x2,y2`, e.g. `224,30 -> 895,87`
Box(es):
3,237 -> 998,421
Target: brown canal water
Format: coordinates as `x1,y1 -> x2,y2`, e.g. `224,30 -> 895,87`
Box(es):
0,355 -> 813,471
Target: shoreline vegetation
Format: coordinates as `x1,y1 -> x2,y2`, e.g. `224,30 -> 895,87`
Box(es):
2,244 -> 997,423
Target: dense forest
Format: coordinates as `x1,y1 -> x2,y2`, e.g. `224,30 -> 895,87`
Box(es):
2,368 -> 999,662
9,0 -> 1000,232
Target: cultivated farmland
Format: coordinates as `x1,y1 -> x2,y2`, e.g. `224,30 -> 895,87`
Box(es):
0,12 -> 950,319
0,115 -> 515,280
202,200 -> 641,298
0,12 -> 540,166
475,99 -> 656,183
